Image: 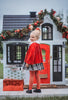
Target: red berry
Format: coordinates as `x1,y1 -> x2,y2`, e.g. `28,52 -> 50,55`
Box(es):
20,34 -> 23,37
53,11 -> 56,16
28,27 -> 31,30
36,21 -> 39,23
34,22 -> 37,26
40,10 -> 43,12
15,30 -> 17,33
62,35 -> 65,38
29,24 -> 31,26
66,35 -> 68,39
63,26 -> 67,28
1,34 -> 3,37
66,31 -> 68,33
62,32 -> 66,38
38,12 -> 41,15
16,29 -> 20,33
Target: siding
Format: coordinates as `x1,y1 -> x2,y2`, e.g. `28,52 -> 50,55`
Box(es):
3,15 -> 38,31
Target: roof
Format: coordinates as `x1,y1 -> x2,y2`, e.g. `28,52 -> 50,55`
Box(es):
0,9 -> 67,41
3,15 -> 38,31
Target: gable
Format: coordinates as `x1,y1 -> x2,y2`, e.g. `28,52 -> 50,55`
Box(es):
44,15 -> 54,24
40,15 -> 67,42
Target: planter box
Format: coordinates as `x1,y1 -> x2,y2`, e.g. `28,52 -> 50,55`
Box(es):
3,79 -> 24,91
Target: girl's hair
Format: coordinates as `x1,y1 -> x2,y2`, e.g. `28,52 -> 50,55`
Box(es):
30,29 -> 41,39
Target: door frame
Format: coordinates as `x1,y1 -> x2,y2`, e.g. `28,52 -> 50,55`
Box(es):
53,45 -> 62,81
51,45 -> 65,85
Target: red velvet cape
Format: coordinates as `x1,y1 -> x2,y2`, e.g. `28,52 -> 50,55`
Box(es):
24,42 -> 43,65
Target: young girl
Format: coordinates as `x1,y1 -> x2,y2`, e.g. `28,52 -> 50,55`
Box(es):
23,28 -> 44,93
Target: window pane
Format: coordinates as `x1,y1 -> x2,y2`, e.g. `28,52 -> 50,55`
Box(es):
53,45 -> 62,73
41,49 -> 46,62
43,27 -> 48,33
49,27 -> 51,32
8,46 -> 10,52
54,60 -> 57,65
58,59 -> 61,65
42,27 -> 48,39
54,66 -> 57,72
48,33 -> 51,39
59,52 -> 61,58
25,46 -> 27,51
53,52 -> 58,60
42,23 -> 53,40
58,66 -> 61,72
16,46 -> 21,60
59,47 -> 61,52
7,46 -> 11,63
43,34 -> 47,39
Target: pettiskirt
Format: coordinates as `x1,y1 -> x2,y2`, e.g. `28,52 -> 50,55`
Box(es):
22,62 -> 44,71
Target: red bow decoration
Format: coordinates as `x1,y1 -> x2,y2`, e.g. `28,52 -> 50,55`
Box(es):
35,28 -> 40,30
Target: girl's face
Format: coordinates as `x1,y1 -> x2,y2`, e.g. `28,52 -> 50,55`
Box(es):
30,34 -> 38,42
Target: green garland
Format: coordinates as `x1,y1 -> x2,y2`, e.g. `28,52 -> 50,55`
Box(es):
0,9 -> 68,41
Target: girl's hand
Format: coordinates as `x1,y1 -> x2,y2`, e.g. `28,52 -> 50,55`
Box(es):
26,63 -> 29,67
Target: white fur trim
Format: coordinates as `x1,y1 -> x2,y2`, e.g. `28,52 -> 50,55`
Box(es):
28,39 -> 40,46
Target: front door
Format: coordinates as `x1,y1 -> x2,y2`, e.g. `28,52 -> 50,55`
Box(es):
34,44 -> 50,84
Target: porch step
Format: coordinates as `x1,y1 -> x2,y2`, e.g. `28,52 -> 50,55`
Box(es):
24,84 -> 68,89
24,84 -> 57,89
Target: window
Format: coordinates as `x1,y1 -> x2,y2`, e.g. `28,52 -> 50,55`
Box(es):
42,23 -> 53,40
7,43 -> 28,64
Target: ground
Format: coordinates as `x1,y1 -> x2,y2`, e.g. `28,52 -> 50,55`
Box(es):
1,96 -> 68,100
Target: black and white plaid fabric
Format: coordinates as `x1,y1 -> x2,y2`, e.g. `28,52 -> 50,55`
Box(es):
22,62 -> 44,71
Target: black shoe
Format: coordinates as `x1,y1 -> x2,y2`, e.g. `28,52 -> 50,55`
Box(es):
26,90 -> 32,93
33,89 -> 41,93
